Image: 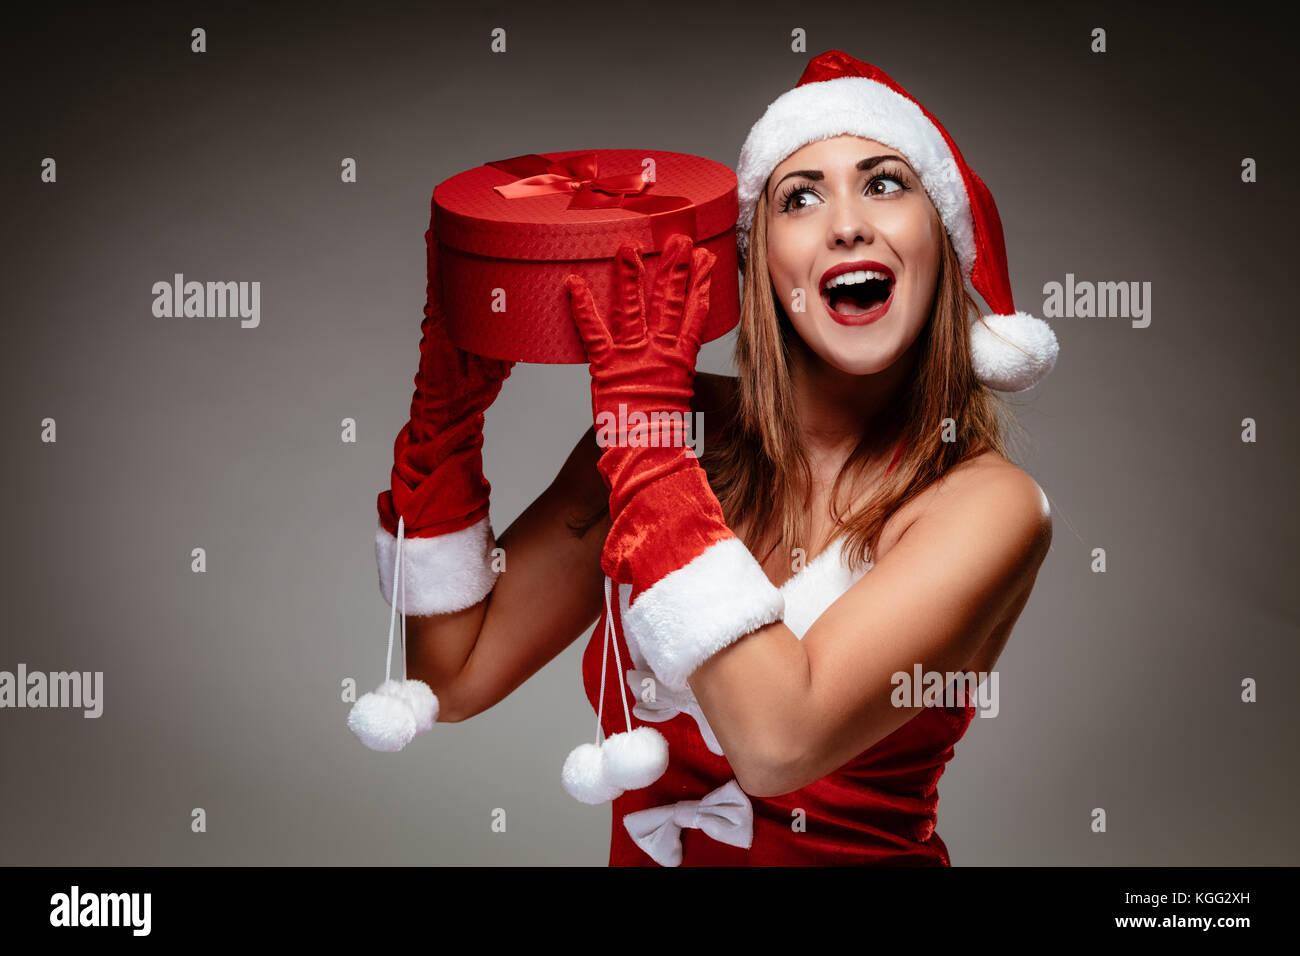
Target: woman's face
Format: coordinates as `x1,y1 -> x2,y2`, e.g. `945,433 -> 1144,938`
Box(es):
764,134 -> 943,377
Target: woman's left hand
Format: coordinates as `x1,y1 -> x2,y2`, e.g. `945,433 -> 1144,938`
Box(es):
564,235 -> 784,694
564,234 -> 715,493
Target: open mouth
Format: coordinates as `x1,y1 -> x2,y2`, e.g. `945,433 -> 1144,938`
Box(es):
821,270 -> 894,317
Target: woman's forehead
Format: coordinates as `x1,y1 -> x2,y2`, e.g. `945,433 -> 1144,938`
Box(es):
773,135 -> 904,170
767,135 -> 915,195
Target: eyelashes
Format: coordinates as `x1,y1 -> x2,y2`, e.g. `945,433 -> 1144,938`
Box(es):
776,163 -> 914,213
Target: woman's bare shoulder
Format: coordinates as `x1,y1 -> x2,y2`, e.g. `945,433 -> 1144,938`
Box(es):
916,449 -> 1043,507
876,450 -> 1050,561
922,451 -> 1052,550
955,451 -> 1047,502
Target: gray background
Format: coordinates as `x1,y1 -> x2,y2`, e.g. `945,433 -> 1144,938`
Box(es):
3,0 -> 1296,865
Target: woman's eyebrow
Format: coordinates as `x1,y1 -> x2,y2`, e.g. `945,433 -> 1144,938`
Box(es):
768,154 -> 917,198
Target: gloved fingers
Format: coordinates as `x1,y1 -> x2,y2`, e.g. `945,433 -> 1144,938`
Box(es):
421,217 -> 515,416
676,246 -> 716,355
647,234 -> 694,345
565,272 -> 613,363
423,226 -> 440,302
609,242 -> 648,346
422,225 -> 450,336
465,351 -> 516,389
411,220 -> 467,436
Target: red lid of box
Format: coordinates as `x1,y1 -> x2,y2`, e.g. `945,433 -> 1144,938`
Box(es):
433,148 -> 738,259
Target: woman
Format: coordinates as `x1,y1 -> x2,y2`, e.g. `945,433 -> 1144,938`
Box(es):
351,50 -> 1059,866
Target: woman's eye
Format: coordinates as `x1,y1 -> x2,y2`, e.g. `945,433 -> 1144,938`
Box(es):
781,173 -> 907,212
785,188 -> 820,210
868,175 -> 905,195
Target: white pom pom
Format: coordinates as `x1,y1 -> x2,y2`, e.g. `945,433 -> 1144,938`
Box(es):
348,681 -> 417,752
387,679 -> 439,734
970,311 -> 1060,392
601,727 -> 669,790
561,742 -> 624,805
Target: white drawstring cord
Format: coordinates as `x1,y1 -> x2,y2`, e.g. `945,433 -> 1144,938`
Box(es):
384,515 -> 407,684
561,572 -> 669,801
400,521 -> 407,680
594,573 -> 633,743
594,575 -> 610,743
348,512 -> 439,753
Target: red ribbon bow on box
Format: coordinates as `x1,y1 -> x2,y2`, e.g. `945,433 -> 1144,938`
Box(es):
486,152 -> 699,250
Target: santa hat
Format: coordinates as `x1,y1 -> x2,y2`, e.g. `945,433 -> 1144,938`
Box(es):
735,50 -> 1059,393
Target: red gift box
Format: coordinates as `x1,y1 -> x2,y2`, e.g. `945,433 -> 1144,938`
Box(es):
432,148 -> 741,364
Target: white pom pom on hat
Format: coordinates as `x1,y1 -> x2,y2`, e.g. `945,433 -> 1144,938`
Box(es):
735,49 -> 1060,393
970,310 -> 1060,393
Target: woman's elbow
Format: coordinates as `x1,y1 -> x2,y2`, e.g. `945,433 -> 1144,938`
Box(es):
729,737 -> 797,799
428,681 -> 484,724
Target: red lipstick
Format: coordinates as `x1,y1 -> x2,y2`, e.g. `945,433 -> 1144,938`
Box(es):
818,260 -> 895,326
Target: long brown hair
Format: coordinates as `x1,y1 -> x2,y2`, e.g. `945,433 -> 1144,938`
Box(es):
569,186 -> 1028,573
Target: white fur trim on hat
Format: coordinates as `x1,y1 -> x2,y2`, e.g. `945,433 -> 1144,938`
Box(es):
736,76 -> 974,278
622,535 -> 785,693
375,515 -> 500,616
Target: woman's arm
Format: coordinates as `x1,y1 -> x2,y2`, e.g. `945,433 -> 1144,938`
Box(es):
403,423 -> 611,723
688,463 -> 1053,797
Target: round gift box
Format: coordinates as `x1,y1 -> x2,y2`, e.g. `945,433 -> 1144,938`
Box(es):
433,148 -> 740,364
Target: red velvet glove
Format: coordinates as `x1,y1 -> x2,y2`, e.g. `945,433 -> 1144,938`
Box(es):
565,235 -> 784,693
374,212 -> 515,616
353,209 -> 514,753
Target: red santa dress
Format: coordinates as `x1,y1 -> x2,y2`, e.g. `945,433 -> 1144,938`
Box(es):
580,441 -> 978,866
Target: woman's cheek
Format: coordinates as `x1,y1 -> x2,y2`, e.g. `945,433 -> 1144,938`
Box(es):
770,275 -> 793,315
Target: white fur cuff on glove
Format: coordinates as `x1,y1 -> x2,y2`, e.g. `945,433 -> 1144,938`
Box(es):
622,536 -> 785,693
374,515 -> 500,615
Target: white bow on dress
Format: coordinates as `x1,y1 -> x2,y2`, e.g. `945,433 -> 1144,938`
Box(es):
622,779 -> 753,867
624,667 -> 725,755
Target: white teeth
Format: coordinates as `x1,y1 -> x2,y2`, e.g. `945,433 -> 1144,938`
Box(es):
823,270 -> 891,291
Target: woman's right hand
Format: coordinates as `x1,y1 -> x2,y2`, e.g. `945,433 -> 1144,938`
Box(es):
408,225 -> 516,442
379,222 -> 515,540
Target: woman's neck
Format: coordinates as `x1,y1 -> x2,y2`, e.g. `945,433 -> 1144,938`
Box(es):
785,331 -> 917,476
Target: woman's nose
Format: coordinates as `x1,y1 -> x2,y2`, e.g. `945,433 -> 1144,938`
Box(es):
829,207 -> 874,248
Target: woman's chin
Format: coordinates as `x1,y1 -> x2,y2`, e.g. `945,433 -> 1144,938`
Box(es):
810,345 -> 897,378
788,316 -> 910,377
